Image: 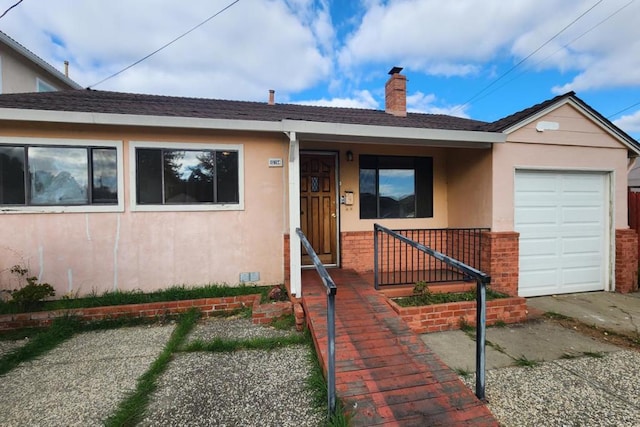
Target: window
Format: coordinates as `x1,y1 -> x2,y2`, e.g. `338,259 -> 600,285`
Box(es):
36,78 -> 57,92
359,155 -> 433,219
133,144 -> 241,208
0,143 -> 118,207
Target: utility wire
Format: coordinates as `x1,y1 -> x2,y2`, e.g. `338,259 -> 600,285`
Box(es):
608,101 -> 640,119
0,0 -> 24,20
450,0 -> 603,115
466,0 -> 635,107
89,0 -> 240,89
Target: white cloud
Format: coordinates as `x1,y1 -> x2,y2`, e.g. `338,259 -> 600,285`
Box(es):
614,109 -> 640,134
1,0 -> 333,100
296,90 -> 378,109
339,0 -> 640,95
407,91 -> 469,118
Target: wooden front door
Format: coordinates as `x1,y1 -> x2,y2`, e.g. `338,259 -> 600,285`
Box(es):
300,153 -> 337,265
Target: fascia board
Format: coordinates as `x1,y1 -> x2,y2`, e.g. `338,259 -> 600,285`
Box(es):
0,107 -> 283,132
502,98 -> 640,156
281,119 -> 505,144
0,107 -> 504,147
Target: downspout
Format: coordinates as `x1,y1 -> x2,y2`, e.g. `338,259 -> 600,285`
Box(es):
287,131 -> 302,297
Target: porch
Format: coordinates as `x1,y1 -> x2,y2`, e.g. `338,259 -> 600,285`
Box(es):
301,268 -> 497,425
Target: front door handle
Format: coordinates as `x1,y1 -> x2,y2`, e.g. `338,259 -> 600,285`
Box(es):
331,213 -> 336,218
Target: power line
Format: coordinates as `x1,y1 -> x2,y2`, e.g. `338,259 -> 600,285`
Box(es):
450,0 -> 603,115
0,0 -> 24,20
465,0 -> 635,107
608,101 -> 640,119
89,0 -> 240,89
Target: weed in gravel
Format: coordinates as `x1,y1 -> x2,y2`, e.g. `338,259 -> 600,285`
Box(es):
583,351 -> 605,358
560,353 -> 578,360
104,308 -> 200,427
455,368 -> 472,377
514,355 -> 539,368
544,311 -> 572,321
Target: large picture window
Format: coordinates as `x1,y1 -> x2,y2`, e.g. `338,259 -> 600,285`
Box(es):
0,144 -> 118,206
359,155 -> 433,219
135,147 -> 239,205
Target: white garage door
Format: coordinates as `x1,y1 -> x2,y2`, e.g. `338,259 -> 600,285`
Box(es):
514,170 -> 609,297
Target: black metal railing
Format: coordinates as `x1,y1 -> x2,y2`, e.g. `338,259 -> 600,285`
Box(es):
374,224 -> 491,400
295,228 -> 337,417
374,227 -> 488,287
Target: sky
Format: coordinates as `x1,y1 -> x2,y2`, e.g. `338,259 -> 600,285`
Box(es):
2,0 -> 640,139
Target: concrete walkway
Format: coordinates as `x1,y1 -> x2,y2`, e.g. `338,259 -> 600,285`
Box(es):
422,291 -> 640,427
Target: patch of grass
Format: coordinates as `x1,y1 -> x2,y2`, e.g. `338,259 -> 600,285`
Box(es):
104,308 -> 200,427
394,288 -> 508,307
271,313 -> 295,330
0,283 -> 268,315
454,367 -> 472,378
182,335 -> 306,353
0,326 -> 47,341
514,355 -> 539,368
304,329 -> 350,427
492,320 -> 507,328
459,318 -> 475,334
583,351 -> 605,358
0,314 -> 82,375
544,311 -> 572,321
487,340 -> 505,354
560,353 -> 578,360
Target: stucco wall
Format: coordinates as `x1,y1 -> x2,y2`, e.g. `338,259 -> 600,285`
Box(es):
446,148 -> 492,228
0,126 -> 288,296
492,103 -> 630,231
0,48 -> 70,93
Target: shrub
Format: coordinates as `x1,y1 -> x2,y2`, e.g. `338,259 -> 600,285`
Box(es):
8,265 -> 55,311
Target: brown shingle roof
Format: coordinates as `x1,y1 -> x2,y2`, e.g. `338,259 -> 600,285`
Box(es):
0,89 -> 490,131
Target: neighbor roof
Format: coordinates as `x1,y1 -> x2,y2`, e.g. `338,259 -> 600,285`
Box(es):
0,31 -> 82,90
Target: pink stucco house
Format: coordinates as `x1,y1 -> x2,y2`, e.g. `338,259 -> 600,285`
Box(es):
0,68 -> 637,299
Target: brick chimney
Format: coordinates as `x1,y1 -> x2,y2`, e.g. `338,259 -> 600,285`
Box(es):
268,89 -> 275,105
385,67 -> 406,117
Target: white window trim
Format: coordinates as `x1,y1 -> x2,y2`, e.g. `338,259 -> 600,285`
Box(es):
0,136 -> 124,214
129,140 -> 245,212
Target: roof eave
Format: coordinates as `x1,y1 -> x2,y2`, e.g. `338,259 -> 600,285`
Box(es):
0,108 -> 506,147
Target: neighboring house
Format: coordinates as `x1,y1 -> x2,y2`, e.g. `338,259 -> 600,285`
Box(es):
0,68 -> 637,299
0,31 -> 82,94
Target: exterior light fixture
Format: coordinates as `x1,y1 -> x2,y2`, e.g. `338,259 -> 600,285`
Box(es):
346,150 -> 353,162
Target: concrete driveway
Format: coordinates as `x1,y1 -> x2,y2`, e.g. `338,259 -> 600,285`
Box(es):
421,291 -> 640,427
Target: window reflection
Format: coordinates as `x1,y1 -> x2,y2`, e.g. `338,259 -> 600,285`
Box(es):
379,169 -> 415,218
92,148 -> 118,204
29,147 -> 88,205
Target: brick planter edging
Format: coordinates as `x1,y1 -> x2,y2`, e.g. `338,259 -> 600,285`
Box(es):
385,296 -> 528,334
0,294 -> 293,332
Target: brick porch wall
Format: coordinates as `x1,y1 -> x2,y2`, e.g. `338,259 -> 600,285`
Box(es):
481,231 -> 519,296
341,231 -> 375,272
615,228 -> 638,293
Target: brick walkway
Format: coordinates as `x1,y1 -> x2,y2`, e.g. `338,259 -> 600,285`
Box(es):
301,269 -> 497,426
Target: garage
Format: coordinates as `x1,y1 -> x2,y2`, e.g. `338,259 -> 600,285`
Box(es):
514,170 -> 609,297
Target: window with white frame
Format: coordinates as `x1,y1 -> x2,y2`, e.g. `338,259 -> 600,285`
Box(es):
0,140 -> 120,207
36,78 -> 57,92
131,142 -> 243,210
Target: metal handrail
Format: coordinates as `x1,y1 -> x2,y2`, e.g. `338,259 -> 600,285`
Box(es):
374,223 -> 490,400
295,228 -> 337,417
